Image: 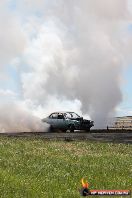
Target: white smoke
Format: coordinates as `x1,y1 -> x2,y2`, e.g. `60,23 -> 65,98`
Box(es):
0,90 -> 48,132
0,102 -> 49,133
0,0 -> 132,130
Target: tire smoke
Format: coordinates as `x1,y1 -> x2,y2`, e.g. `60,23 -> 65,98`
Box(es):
0,0 -> 132,130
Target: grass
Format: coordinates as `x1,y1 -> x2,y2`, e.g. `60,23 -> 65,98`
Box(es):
0,137 -> 131,198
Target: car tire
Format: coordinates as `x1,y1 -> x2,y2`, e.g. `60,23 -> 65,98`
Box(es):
86,127 -> 90,132
61,129 -> 67,133
69,124 -> 75,133
49,125 -> 54,132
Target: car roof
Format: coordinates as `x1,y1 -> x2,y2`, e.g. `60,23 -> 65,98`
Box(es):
50,111 -> 76,114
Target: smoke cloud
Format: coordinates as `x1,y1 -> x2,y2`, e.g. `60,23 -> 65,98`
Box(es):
0,0 -> 132,130
0,102 -> 49,133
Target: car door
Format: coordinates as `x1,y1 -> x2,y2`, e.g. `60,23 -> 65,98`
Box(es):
57,114 -> 66,129
48,113 -> 58,127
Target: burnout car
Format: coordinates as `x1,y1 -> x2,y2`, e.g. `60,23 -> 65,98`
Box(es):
42,111 -> 94,132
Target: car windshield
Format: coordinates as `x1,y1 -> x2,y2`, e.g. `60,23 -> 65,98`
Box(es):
65,112 -> 80,119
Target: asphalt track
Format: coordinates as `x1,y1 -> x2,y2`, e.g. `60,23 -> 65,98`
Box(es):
0,130 -> 132,144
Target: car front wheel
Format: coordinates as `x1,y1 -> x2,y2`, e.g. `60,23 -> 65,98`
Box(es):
68,124 -> 75,133
85,127 -> 90,132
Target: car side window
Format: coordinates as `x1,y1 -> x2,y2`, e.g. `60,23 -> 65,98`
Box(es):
65,113 -> 71,119
58,114 -> 64,119
49,113 -> 58,119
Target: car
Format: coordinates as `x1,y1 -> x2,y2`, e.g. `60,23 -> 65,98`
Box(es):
42,111 -> 94,132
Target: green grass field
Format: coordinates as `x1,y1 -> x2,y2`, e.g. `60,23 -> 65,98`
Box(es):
0,137 -> 131,198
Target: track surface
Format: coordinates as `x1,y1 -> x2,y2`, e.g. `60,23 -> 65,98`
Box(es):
0,131 -> 132,144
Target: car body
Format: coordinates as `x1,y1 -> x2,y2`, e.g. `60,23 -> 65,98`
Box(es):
42,111 -> 94,132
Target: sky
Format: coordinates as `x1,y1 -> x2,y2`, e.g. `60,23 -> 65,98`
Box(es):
118,65 -> 132,116
0,0 -> 132,129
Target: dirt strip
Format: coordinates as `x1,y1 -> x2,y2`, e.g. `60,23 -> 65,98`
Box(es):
0,131 -> 132,144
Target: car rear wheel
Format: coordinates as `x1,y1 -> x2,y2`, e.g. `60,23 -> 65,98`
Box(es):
61,129 -> 67,133
49,125 -> 54,132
